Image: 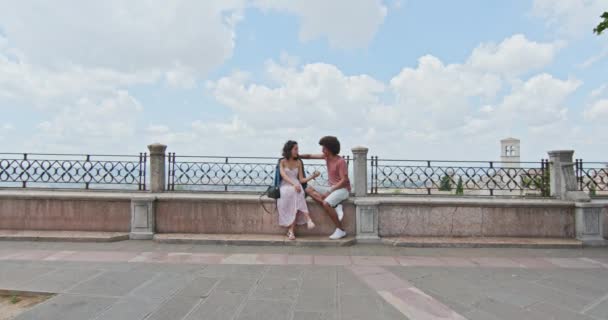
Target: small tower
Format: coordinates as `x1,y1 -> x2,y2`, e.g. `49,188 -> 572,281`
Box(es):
501,138 -> 520,167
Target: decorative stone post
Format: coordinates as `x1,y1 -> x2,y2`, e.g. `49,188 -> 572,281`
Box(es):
548,150 -> 605,245
130,196 -> 155,240
351,146 -> 369,197
355,198 -> 379,242
148,143 -> 167,193
575,202 -> 606,245
547,150 -> 587,201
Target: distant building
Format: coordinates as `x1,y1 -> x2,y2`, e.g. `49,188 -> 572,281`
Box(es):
500,138 -> 520,168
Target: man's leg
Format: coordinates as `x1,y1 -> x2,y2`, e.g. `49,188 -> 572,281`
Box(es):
306,186 -> 343,229
321,201 -> 343,230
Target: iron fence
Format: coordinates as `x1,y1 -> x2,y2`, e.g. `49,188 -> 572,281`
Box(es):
369,157 -> 550,197
166,154 -> 349,192
575,159 -> 608,197
0,153 -> 147,190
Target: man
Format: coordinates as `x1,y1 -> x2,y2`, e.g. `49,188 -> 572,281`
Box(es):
300,136 -> 350,240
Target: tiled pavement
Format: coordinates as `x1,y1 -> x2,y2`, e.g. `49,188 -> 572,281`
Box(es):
1,241 -> 608,319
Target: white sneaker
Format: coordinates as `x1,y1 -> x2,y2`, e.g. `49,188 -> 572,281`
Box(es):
329,228 -> 347,240
335,204 -> 344,221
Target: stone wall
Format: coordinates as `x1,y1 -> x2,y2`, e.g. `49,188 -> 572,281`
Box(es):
0,190 -> 589,240
0,191 -> 131,232
373,197 -> 575,238
155,194 -> 355,236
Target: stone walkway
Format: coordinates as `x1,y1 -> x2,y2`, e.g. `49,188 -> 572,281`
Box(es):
1,241 -> 608,319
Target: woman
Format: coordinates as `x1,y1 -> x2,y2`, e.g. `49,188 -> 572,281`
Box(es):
278,140 -> 320,240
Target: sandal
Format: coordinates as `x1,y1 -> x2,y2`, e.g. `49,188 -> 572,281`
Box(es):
287,230 -> 296,240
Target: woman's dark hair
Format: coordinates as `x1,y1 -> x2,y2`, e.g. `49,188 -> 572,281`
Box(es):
319,136 -> 340,155
282,140 -> 298,159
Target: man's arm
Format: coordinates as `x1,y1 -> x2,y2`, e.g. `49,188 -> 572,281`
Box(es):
300,154 -> 325,160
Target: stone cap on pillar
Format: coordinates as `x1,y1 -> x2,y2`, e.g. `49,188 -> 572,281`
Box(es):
147,143 -> 167,156
351,146 -> 369,154
547,150 -> 574,161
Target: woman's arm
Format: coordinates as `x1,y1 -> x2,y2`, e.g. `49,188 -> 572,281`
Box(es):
298,161 -> 320,183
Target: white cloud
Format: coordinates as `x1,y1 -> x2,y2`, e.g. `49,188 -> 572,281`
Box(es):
197,34 -> 582,159
207,60 -> 386,130
590,84 -> 608,98
254,0 -> 387,49
27,91 -> 143,152
532,0 -> 607,37
0,1 -> 245,79
493,74 -> 581,127
468,34 -> 563,76
584,99 -> 608,120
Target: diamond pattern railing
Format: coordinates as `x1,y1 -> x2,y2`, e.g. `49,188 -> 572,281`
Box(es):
0,153 -> 147,190
369,157 -> 550,197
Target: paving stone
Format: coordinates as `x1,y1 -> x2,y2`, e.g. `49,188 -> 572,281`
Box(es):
252,277 -> 299,301
213,277 -> 258,294
295,292 -> 336,312
463,308 -> 503,320
18,268 -> 100,293
293,311 -> 337,320
199,264 -> 266,278
0,264 -> 56,289
235,299 -> 293,320
339,294 -> 383,320
145,294 -> 201,320
184,292 -> 246,320
527,302 -> 597,320
536,276 -> 607,300
378,298 -> 409,320
94,298 -> 161,320
475,298 -> 547,320
585,298 -> 608,319
127,273 -> 194,302
68,271 -> 154,297
14,294 -> 116,320
265,265 -> 305,279
175,276 -> 218,298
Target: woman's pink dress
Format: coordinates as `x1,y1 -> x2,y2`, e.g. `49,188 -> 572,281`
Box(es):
277,167 -> 309,227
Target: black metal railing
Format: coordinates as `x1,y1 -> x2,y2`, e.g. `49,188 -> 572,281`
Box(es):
575,159 -> 608,197
369,157 -> 550,197
0,153 -> 147,190
166,154 -> 349,192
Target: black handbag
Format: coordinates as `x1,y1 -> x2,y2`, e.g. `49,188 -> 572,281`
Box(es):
266,159 -> 282,199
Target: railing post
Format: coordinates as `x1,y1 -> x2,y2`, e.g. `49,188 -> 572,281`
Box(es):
351,146 -> 369,197
147,143 -> 167,193
547,150 -> 587,201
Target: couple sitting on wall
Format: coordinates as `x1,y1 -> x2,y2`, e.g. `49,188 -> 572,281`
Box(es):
276,136 -> 350,241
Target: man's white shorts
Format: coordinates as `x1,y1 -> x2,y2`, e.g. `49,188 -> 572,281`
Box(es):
310,185 -> 349,207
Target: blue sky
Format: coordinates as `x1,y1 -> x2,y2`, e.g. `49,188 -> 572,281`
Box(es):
0,0 -> 606,161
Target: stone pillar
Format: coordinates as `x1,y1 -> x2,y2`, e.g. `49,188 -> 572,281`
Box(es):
575,202 -> 606,246
148,143 -> 167,193
355,198 -> 379,242
548,150 -> 588,201
130,196 -> 155,240
351,146 -> 369,197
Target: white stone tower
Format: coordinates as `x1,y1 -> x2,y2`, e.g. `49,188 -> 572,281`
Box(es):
501,138 -> 520,168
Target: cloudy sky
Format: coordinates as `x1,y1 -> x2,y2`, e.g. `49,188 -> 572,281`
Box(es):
0,0 -> 606,161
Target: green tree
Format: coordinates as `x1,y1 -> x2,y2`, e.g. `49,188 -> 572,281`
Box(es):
439,175 -> 452,191
455,177 -> 464,195
594,12 -> 608,35
589,184 -> 597,197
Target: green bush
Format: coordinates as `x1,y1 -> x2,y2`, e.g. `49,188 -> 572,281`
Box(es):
439,175 -> 452,191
